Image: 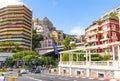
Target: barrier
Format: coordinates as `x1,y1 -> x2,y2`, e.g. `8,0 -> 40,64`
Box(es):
6,76 -> 17,81
50,68 -> 58,72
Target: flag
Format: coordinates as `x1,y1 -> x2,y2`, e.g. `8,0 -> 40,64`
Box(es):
53,43 -> 58,55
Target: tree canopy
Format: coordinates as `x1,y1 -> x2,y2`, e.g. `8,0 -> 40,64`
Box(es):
0,41 -> 20,52
32,30 -> 43,50
13,51 -> 37,62
62,35 -> 76,50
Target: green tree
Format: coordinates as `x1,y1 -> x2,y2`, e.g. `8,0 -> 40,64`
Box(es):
13,51 -> 37,62
109,12 -> 119,21
38,56 -> 58,67
70,43 -> 76,49
32,30 -> 43,50
5,57 -> 15,68
0,41 -> 20,52
62,35 -> 71,50
34,57 -> 42,65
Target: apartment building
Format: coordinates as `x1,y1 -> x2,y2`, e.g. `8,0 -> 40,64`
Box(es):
85,14 -> 120,54
58,7 -> 120,79
0,5 -> 32,50
33,18 -> 64,48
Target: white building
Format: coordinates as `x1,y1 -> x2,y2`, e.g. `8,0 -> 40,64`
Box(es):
58,9 -> 120,80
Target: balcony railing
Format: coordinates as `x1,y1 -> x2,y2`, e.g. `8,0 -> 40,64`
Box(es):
59,61 -> 116,67
90,61 -> 113,66
87,31 -> 97,36
87,38 -> 97,42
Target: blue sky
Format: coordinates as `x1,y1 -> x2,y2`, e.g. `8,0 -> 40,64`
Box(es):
0,0 -> 120,35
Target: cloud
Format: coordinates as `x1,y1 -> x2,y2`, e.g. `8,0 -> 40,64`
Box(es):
70,26 -> 85,35
0,0 -> 23,8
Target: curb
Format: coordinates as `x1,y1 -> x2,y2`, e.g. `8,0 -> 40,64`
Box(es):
48,74 -> 120,81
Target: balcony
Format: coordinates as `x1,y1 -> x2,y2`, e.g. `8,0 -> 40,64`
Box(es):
87,31 -> 97,36
59,61 -> 118,69
112,36 -> 117,40
100,37 -> 108,41
98,28 -> 110,33
87,38 -> 97,43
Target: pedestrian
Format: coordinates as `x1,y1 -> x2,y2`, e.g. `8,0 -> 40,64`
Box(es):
0,74 -> 5,81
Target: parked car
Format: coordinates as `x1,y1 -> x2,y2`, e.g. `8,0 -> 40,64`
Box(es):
7,68 -> 13,71
34,66 -> 42,73
20,69 -> 27,74
29,66 -> 36,73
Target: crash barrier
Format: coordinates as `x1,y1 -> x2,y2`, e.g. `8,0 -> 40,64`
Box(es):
6,76 -> 17,81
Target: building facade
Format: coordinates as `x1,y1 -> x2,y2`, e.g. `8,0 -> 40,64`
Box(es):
58,7 -> 120,80
85,5 -> 120,54
0,5 -> 32,50
85,19 -> 120,54
33,18 -> 64,48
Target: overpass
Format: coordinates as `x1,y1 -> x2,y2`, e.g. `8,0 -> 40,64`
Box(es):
35,45 -> 64,56
36,42 -> 84,56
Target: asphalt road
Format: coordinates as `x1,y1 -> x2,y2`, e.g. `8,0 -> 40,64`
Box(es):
6,69 -> 104,81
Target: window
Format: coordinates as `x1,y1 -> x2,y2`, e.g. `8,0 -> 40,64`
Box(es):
112,24 -> 116,30
112,32 -> 116,37
63,70 -> 66,74
103,26 -> 107,31
77,71 -> 81,76
98,73 -> 104,78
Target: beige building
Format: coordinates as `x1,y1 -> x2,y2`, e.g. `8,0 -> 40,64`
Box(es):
0,5 -> 32,50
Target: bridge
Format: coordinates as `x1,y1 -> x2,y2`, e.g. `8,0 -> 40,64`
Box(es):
35,45 -> 64,56
35,42 -> 84,56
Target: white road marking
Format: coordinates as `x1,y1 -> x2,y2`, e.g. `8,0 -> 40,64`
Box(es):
48,76 -> 55,78
58,77 -> 69,80
26,76 -> 43,81
73,80 -> 77,81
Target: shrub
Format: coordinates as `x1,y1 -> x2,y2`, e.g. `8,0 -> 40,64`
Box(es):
0,69 -> 7,72
18,73 -> 22,76
102,54 -> 111,60
62,53 -> 69,61
91,54 -> 102,61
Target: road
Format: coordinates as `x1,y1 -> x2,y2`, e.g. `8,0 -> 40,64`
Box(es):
6,69 -> 104,81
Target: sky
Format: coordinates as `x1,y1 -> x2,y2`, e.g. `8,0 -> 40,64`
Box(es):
0,0 -> 120,35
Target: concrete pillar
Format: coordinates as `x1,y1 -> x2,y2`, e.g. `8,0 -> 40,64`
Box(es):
86,69 -> 90,77
77,53 -> 78,61
118,45 -> 120,61
112,46 -> 115,61
60,53 -> 62,62
86,50 -> 88,61
89,50 -> 91,61
71,53 -> 73,61
69,52 -> 70,61
69,52 -> 72,61
69,67 -> 72,76
58,66 -> 61,75
69,62 -> 72,76
118,45 -> 120,67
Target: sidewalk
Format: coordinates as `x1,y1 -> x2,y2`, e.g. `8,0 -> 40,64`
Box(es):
42,69 -> 58,76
